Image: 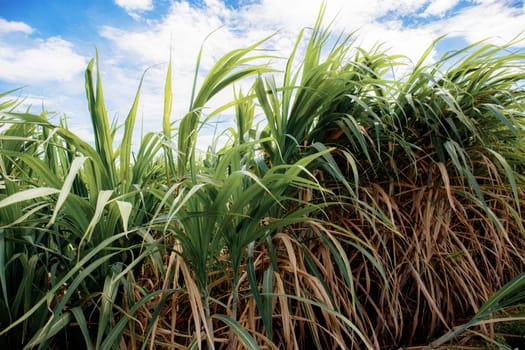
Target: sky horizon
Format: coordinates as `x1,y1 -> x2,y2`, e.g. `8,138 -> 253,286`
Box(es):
1,0 -> 524,148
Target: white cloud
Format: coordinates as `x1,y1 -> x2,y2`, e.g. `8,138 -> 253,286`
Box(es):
423,0 -> 461,17
0,18 -> 89,141
0,37 -> 88,83
0,18 -> 33,34
435,1 -> 525,45
357,21 -> 439,66
101,1 -> 436,65
114,0 -> 153,12
101,1 -> 239,66
69,126 -> 95,143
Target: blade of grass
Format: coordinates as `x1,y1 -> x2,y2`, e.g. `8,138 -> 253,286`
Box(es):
213,314 -> 259,349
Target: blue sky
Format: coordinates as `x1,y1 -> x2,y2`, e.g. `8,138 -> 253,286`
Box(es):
1,0 -> 524,147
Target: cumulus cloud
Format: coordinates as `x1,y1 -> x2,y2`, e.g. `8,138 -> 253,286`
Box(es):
0,37 -> 87,83
423,0 -> 461,17
114,0 -> 153,19
99,0 -> 449,71
0,17 -> 34,34
0,19 -> 89,138
101,1 -> 242,66
356,22 -> 439,65
114,0 -> 153,12
437,1 -> 525,45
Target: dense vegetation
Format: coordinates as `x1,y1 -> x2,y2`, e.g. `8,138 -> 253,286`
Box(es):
1,11 -> 525,349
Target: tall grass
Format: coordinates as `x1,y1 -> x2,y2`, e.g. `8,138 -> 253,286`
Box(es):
1,8 -> 524,349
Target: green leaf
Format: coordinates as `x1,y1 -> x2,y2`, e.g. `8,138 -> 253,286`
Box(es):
70,307 -> 93,350
0,188 -> 60,209
96,265 -> 122,348
79,190 -> 113,245
0,231 -> 10,322
213,314 -> 259,349
25,312 -> 73,350
48,156 -> 87,227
